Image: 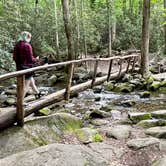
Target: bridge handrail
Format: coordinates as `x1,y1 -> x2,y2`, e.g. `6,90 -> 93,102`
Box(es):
0,54 -> 139,81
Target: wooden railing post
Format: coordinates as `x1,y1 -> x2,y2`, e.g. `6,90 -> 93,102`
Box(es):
107,59 -> 113,82
118,59 -> 123,78
132,56 -> 137,72
65,63 -> 74,100
126,57 -> 131,73
91,60 -> 99,88
16,75 -> 25,126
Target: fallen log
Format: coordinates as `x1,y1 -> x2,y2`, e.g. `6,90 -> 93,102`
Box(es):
0,68 -> 128,131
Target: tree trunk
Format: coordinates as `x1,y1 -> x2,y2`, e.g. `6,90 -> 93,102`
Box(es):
54,0 -> 59,57
123,0 -> 127,17
129,0 -> 133,16
111,22 -> 116,42
81,0 -> 87,58
106,0 -> 112,57
164,0 -> 166,54
73,0 -> 80,59
141,0 -> 150,77
61,0 -> 75,60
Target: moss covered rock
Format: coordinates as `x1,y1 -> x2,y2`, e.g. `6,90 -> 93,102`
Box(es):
159,87 -> 166,94
151,110 -> 166,119
148,81 -> 162,91
75,127 -> 102,143
137,119 -> 166,128
145,126 -> 166,138
128,112 -> 151,123
114,83 -> 134,93
161,79 -> 166,87
139,91 -> 151,98
0,113 -> 82,158
35,107 -> 51,116
104,82 -> 114,91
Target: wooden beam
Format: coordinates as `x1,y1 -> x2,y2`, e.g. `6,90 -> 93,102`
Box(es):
16,75 -> 25,126
118,59 -> 123,78
65,63 -> 74,100
91,60 -> 99,88
126,57 -> 131,73
107,59 -> 113,82
132,56 -> 137,72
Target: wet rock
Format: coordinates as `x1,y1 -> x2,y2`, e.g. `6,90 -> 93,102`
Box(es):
24,95 -> 36,102
93,86 -> 103,93
121,100 -> 136,107
106,125 -> 131,140
145,126 -> 166,138
89,109 -> 111,119
129,79 -> 143,89
75,127 -> 102,144
128,112 -> 151,123
137,119 -> 166,128
161,79 -> 166,87
122,74 -> 133,82
4,97 -> 16,106
114,83 -> 134,93
159,87 -> 166,94
73,73 -> 86,81
101,105 -> 113,112
152,156 -> 166,166
139,91 -> 151,98
104,82 -> 114,91
151,110 -> 166,119
95,96 -> 101,101
127,137 -> 159,150
149,81 -> 161,91
111,110 -> 123,120
91,119 -> 109,126
5,89 -> 17,95
48,75 -> 57,85
0,143 -> 109,166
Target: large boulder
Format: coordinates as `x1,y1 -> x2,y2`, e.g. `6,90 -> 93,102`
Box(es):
114,83 -> 135,93
145,126 -> 166,138
127,137 -> 159,150
0,143 -> 109,166
0,113 -> 82,158
151,110 -> 166,119
148,81 -> 162,91
48,75 -> 57,85
137,119 -> 166,128
106,125 -> 131,140
128,112 -> 151,123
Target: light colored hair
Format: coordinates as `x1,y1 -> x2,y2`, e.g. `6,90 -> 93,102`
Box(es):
18,31 -> 31,42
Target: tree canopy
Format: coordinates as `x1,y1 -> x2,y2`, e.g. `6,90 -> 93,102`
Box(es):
0,0 -> 165,74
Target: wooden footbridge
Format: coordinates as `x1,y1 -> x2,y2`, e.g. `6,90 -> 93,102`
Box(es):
0,54 -> 140,131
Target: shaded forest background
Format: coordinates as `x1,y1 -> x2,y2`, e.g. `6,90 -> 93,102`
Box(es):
0,0 -> 165,74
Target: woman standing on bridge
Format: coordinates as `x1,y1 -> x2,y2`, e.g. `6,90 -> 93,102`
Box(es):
13,31 -> 41,99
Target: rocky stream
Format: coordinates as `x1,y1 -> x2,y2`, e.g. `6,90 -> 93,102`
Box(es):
0,67 -> 166,166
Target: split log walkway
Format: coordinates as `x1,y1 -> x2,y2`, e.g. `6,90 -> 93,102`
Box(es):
0,54 -> 140,131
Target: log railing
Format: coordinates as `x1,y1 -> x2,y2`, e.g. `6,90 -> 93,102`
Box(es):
0,54 -> 140,129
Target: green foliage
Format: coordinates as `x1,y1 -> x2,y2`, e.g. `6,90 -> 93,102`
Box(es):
93,133 -> 103,142
0,29 -> 15,74
0,0 -> 165,74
